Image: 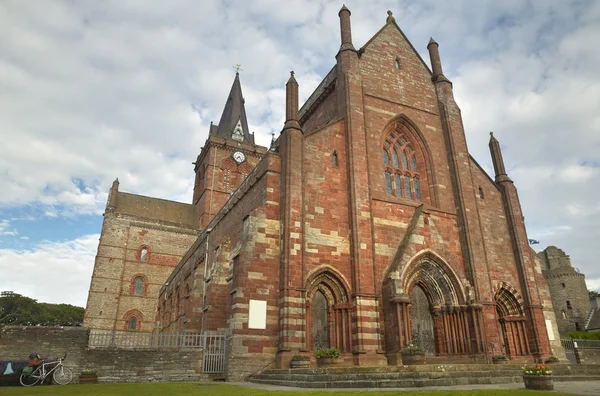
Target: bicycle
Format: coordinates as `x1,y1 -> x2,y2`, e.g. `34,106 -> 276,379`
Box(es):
19,354 -> 73,386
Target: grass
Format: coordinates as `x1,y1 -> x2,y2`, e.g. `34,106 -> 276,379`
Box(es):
0,382 -> 583,396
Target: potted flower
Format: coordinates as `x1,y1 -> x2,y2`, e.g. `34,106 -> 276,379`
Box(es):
400,345 -> 425,365
492,354 -> 508,364
522,364 -> 553,391
290,355 -> 311,369
315,348 -> 341,367
79,369 -> 98,384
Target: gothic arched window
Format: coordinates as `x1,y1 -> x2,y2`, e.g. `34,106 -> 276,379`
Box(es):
383,130 -> 422,201
332,151 -> 339,167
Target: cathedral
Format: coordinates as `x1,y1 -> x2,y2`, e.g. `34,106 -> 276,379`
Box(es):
84,6 -> 565,379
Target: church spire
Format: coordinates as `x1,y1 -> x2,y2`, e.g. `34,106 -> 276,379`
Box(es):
210,72 -> 254,144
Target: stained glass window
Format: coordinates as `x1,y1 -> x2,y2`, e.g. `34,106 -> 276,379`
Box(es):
385,171 -> 393,195
405,175 -> 412,199
382,130 -> 423,202
393,149 -> 400,168
414,178 -> 421,201
401,151 -> 408,170
395,174 -> 402,197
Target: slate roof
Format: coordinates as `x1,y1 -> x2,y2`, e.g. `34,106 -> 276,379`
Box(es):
587,309 -> 600,331
115,192 -> 198,230
210,72 -> 254,144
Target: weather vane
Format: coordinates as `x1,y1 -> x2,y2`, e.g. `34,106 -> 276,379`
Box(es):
233,63 -> 243,73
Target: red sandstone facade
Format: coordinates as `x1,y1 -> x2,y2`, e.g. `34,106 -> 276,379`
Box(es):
87,6 -> 565,380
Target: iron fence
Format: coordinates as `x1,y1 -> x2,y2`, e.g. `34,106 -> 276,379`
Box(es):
88,331 -> 204,349
563,338 -> 600,349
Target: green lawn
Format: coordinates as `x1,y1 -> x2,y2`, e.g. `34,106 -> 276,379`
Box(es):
0,382 -> 582,396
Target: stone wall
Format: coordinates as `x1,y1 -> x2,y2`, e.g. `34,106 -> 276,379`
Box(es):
84,198 -> 199,334
574,348 -> 600,364
539,246 -> 591,334
0,326 -> 205,383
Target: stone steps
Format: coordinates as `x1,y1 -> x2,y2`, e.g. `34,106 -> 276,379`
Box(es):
248,364 -> 600,389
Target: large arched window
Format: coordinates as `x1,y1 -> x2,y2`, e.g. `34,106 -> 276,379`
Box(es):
383,131 -> 421,201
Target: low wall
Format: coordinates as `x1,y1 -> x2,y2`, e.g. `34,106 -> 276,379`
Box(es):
574,348 -> 600,364
0,326 -> 206,383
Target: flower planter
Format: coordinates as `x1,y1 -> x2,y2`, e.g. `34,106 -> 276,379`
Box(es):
290,360 -> 310,369
492,359 -> 508,365
78,375 -> 98,384
317,357 -> 340,367
523,375 -> 553,391
401,352 -> 425,365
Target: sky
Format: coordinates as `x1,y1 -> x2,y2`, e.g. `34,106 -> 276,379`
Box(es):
0,0 -> 599,307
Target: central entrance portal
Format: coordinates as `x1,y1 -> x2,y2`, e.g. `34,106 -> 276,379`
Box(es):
312,290 -> 329,350
410,285 -> 435,355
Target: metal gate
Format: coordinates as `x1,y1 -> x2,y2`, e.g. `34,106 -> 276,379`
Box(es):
202,332 -> 227,373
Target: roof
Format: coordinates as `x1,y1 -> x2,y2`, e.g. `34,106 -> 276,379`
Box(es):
114,192 -> 198,230
587,309 -> 600,331
210,72 -> 254,144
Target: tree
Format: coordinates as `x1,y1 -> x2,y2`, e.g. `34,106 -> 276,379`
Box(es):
590,290 -> 600,300
0,291 -> 84,326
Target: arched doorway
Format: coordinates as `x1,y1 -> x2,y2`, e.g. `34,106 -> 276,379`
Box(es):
495,286 -> 529,357
306,269 -> 352,353
384,252 -> 481,360
312,290 -> 329,349
409,285 -> 435,354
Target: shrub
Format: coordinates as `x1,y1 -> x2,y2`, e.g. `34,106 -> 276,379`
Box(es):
565,330 -> 600,340
522,364 -> 552,376
81,369 -> 97,376
545,356 -> 559,363
492,354 -> 508,361
401,345 -> 424,355
315,348 -> 340,359
291,355 -> 310,361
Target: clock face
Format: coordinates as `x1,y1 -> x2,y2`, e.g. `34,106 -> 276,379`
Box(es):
232,151 -> 246,164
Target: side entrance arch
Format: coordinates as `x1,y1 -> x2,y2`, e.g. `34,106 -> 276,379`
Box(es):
305,269 -> 352,353
495,283 -> 530,357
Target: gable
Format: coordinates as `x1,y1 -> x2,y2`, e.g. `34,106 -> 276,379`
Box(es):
358,23 -> 438,115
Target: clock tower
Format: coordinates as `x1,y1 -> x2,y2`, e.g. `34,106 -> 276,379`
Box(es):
192,72 -> 268,229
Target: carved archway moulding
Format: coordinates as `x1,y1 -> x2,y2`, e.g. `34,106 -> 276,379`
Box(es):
494,281 -> 525,317
398,249 -> 467,306
304,265 -> 351,303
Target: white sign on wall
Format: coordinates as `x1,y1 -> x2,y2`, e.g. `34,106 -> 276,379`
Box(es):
248,299 -> 267,329
545,319 -> 555,341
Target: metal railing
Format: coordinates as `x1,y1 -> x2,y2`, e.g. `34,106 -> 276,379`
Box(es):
562,338 -> 600,350
88,331 -> 204,349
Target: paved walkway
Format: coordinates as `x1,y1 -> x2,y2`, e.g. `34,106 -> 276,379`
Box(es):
231,380 -> 600,395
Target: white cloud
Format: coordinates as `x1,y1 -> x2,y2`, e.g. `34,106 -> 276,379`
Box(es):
0,220 -> 18,237
0,234 -> 98,306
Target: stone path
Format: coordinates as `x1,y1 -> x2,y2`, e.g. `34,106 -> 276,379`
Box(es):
231,380 -> 600,395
